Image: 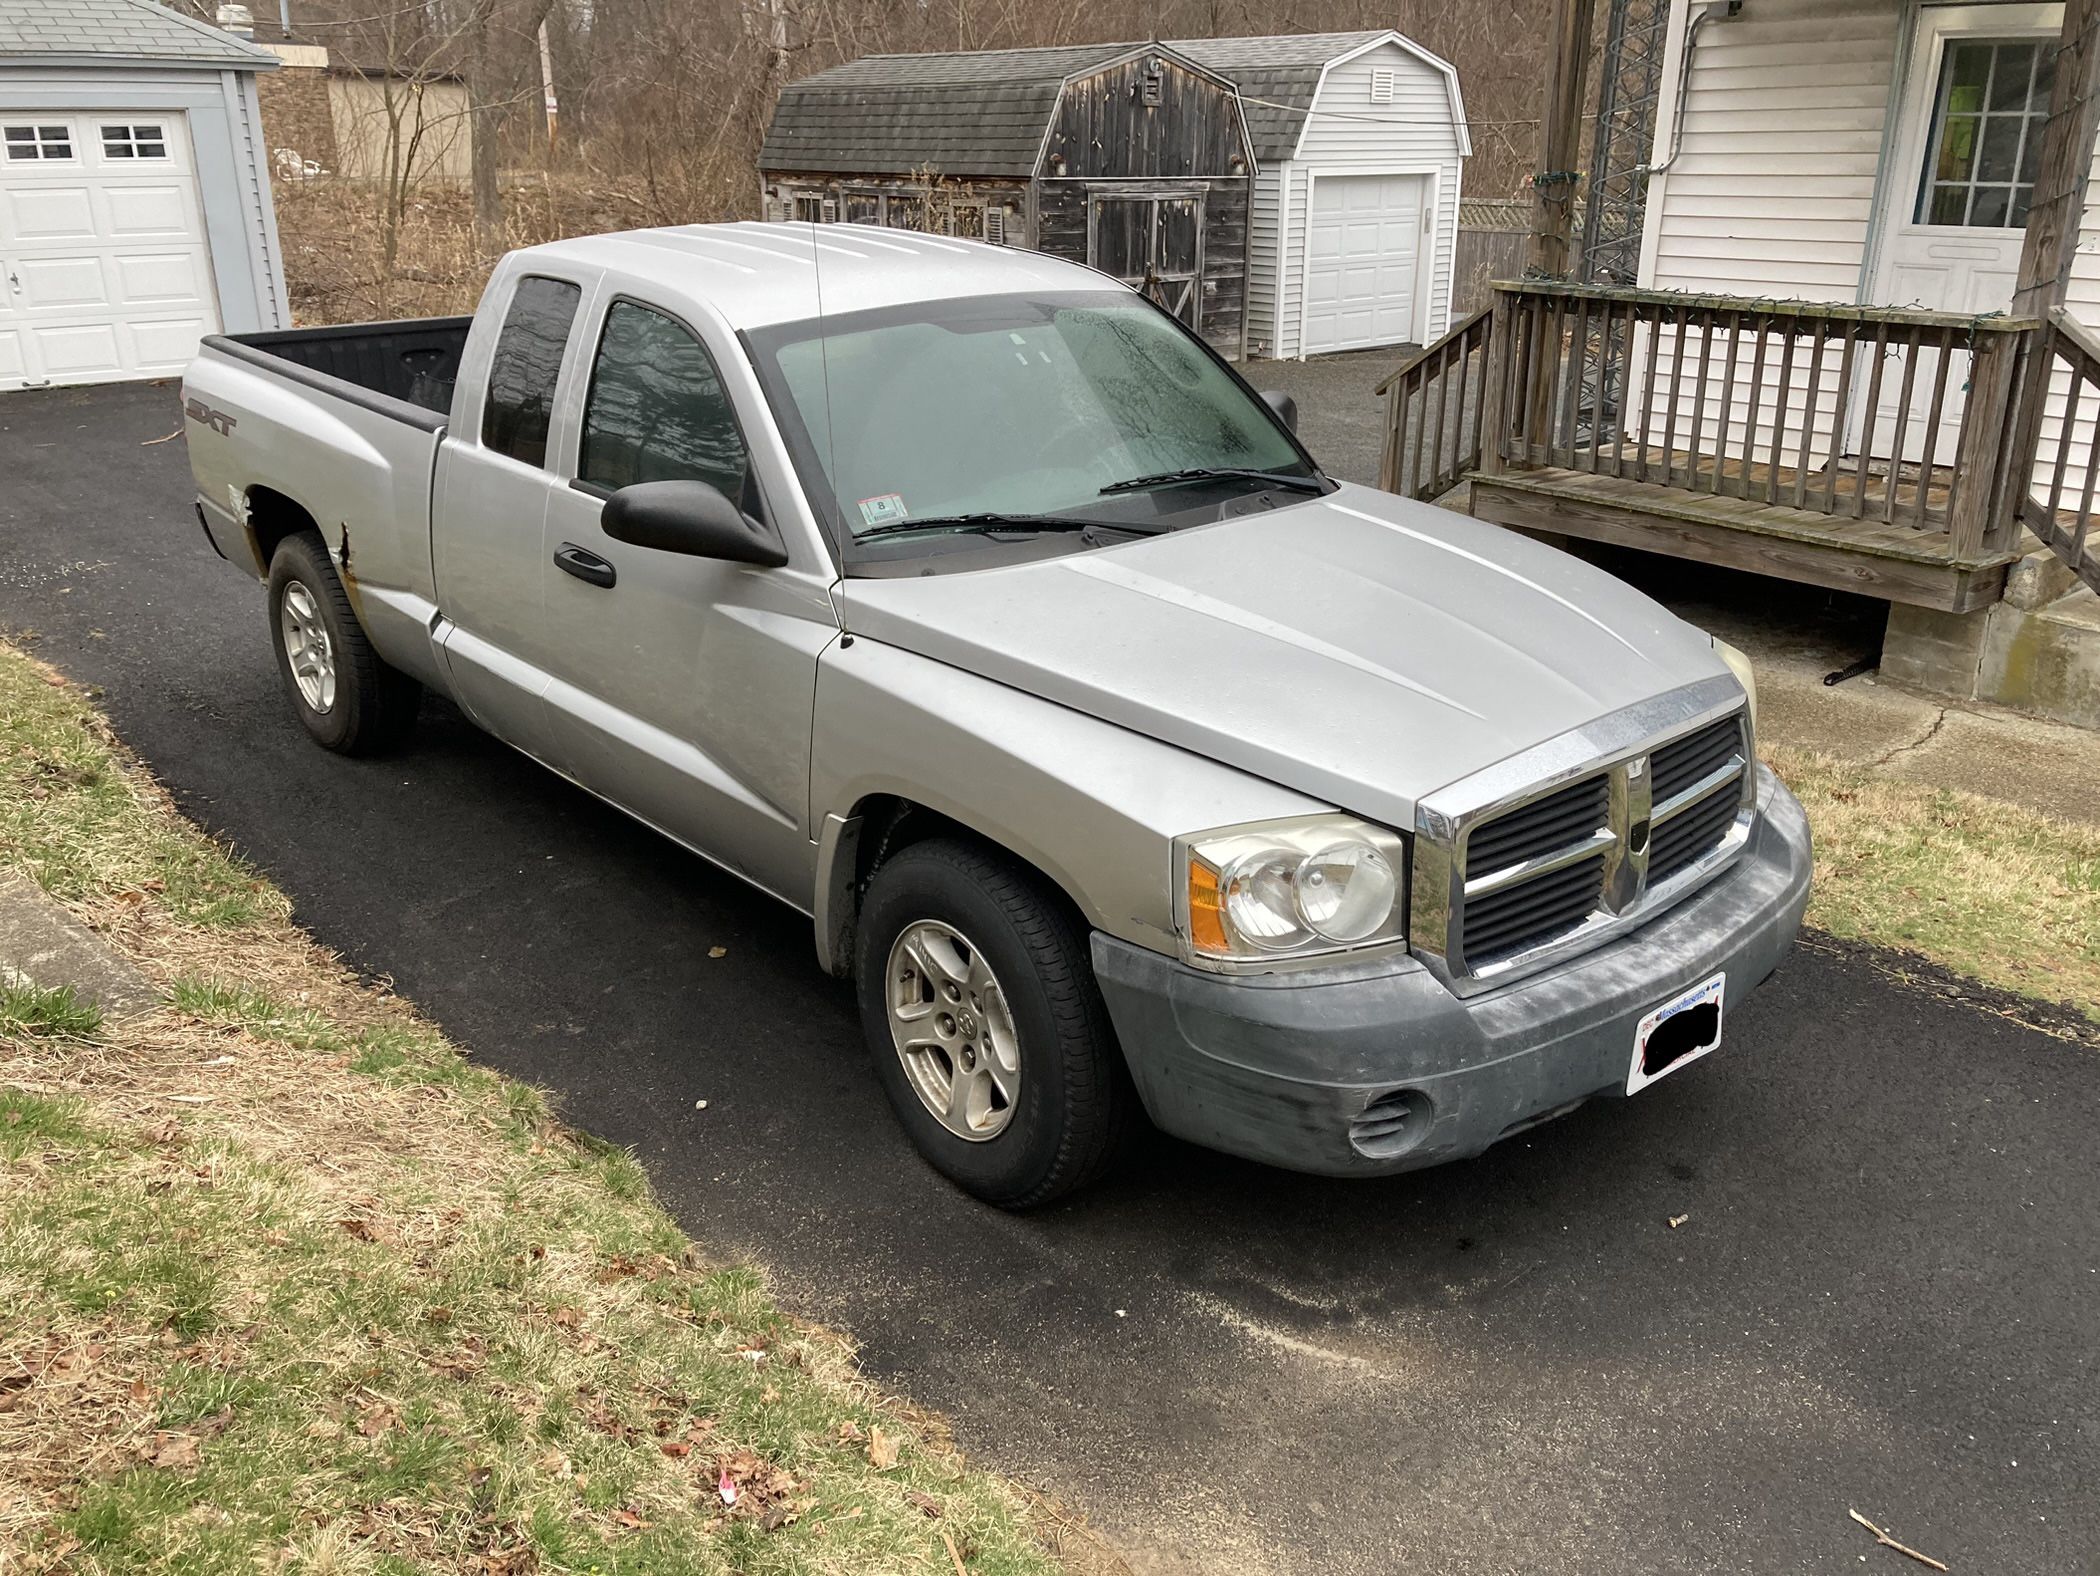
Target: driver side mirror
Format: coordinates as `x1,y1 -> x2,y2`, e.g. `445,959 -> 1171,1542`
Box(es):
1259,390 -> 1298,433
601,480 -> 788,568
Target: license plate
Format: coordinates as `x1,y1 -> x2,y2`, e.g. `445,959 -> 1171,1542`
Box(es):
1628,972 -> 1725,1094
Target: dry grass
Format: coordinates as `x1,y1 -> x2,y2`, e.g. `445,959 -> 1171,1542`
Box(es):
0,644 -> 1114,1574
274,167 -> 749,326
1770,743 -> 2100,1028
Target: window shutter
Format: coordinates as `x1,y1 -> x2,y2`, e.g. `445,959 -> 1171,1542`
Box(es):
1370,67 -> 1396,104
984,207 -> 1007,246
820,197 -> 838,224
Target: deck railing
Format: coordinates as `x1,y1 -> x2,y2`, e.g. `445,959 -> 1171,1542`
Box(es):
2014,309 -> 2100,595
1375,307 -> 1491,501
1382,282 -> 2038,565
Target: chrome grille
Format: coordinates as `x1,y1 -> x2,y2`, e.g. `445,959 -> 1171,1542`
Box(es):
1463,850 -> 1609,963
1409,676 -> 1759,996
1648,715 -> 1750,883
1465,776 -> 1610,874
1458,777 -> 1611,963
1651,716 -> 1744,804
1651,784 -> 1742,882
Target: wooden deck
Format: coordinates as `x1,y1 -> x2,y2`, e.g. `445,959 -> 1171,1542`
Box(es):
1470,464 -> 2017,612
1378,282 -> 2100,610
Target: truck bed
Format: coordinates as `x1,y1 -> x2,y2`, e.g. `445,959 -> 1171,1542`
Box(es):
203,316 -> 471,425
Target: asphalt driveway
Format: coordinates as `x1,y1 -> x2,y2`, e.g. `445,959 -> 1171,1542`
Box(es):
4,382 -> 2097,1575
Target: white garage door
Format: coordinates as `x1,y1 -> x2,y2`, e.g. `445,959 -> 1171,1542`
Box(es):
1302,173 -> 1426,356
0,112 -> 219,389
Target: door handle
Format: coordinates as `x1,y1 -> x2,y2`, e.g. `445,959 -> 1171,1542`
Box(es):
553,542 -> 616,588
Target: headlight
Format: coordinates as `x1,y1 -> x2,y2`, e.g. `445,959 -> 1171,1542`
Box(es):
1712,635 -> 1758,736
1176,815 -> 1408,967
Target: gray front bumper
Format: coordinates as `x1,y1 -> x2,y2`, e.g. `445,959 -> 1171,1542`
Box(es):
1092,765 -> 1814,1177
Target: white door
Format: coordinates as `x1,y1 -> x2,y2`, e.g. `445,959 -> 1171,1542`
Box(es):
1301,172 -> 1426,356
0,113 -> 219,389
1865,4 -> 2058,462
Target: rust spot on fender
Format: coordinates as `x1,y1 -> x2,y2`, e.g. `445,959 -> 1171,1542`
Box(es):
334,523 -> 369,620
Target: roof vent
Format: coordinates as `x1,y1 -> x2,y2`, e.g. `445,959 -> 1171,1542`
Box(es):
1369,67 -> 1396,104
216,3 -> 256,37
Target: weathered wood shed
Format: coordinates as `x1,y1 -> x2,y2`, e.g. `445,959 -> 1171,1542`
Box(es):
758,42 -> 1256,354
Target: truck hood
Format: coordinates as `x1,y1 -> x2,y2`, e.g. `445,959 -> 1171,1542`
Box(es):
833,484 -> 1735,831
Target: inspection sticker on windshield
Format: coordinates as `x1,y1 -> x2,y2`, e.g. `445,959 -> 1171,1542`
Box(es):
1628,972 -> 1725,1094
858,493 -> 908,527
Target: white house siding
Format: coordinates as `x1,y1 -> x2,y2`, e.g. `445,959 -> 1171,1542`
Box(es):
1629,0 -> 1903,474
1268,42 -> 1464,359
1244,163 -> 1287,353
0,63 -> 288,343
1634,0 -> 2100,504
1644,0 -> 1899,299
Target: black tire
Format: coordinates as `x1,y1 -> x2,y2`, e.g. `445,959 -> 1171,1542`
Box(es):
856,838 -> 1134,1208
266,531 -> 420,755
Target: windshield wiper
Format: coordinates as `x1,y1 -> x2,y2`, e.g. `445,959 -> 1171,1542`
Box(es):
856,512 -> 1162,541
1099,467 -> 1328,497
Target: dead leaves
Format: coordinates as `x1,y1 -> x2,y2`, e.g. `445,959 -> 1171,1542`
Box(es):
709,1449 -> 809,1532
867,1425 -> 901,1471
147,1406 -> 234,1470
148,1431 -> 201,1470
356,1400 -> 397,1438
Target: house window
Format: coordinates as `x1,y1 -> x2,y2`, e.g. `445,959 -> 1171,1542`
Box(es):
101,123 -> 168,160
3,124 -> 72,161
1370,68 -> 1396,104
1918,38 -> 2053,229
793,194 -> 827,223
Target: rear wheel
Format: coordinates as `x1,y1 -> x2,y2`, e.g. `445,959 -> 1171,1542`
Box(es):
266,532 -> 420,755
856,838 -> 1134,1208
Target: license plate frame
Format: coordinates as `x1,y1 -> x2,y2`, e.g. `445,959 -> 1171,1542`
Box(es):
1627,971 -> 1725,1094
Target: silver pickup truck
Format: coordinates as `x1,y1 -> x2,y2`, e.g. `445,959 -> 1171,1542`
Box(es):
182,222 -> 1810,1206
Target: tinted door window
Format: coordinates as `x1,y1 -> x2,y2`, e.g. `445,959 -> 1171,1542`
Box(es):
577,301 -> 750,502
482,274 -> 581,467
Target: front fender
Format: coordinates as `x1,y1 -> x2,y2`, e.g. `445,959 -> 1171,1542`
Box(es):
808,636 -> 1329,973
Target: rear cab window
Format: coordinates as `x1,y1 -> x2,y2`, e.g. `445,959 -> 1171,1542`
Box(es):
481,274 -> 582,467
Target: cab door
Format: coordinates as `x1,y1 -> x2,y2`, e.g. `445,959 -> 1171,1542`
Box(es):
536,294 -> 838,905
431,267 -> 596,761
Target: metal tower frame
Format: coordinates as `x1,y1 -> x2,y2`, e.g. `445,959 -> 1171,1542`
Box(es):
1581,0 -> 1672,284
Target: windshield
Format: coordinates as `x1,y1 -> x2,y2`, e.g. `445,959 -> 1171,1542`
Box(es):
748,291 -> 1315,546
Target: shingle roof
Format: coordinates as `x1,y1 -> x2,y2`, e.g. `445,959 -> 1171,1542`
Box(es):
760,41 -> 1154,178
1171,32 -> 1393,164
0,0 -> 279,67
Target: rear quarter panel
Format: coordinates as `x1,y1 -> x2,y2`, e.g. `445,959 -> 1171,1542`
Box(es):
182,343 -> 448,686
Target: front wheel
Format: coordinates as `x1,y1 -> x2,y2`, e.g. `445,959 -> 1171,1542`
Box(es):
266,531 -> 420,755
856,838 -> 1134,1208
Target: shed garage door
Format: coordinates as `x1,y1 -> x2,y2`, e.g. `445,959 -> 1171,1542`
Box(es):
0,112 -> 219,388
1302,173 -> 1424,355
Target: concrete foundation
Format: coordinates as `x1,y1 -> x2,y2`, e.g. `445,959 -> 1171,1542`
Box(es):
1883,549 -> 2100,730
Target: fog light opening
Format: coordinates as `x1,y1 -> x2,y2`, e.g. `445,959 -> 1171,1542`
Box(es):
1349,1087 -> 1434,1160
